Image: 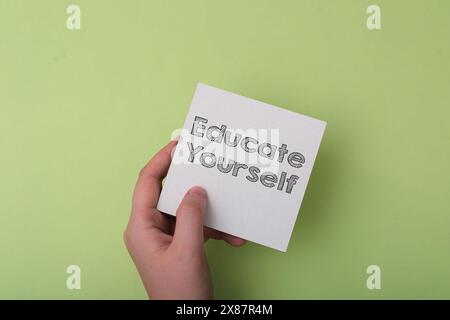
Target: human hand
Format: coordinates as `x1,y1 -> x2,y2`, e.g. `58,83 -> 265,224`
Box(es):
124,140 -> 246,300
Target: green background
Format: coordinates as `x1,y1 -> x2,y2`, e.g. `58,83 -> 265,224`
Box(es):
1,0 -> 449,299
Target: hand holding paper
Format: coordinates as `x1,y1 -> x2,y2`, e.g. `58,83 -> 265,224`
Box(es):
124,140 -> 245,300
158,84 -> 326,251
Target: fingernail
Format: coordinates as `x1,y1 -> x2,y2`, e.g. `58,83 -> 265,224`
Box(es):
188,186 -> 206,198
172,135 -> 180,142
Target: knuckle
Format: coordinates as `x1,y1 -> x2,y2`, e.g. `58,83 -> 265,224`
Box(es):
138,163 -> 158,181
177,199 -> 202,214
138,166 -> 148,179
123,227 -> 135,250
123,228 -> 130,246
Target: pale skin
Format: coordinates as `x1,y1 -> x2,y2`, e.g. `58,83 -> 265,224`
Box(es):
124,140 -> 246,299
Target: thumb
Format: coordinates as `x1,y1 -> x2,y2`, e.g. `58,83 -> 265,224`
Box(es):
173,186 -> 207,251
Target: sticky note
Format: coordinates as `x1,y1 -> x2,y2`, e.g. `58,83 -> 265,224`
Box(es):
157,83 -> 326,251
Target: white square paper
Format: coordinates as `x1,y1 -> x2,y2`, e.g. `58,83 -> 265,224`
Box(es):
157,83 -> 326,251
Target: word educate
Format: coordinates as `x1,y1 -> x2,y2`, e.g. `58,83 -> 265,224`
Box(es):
186,116 -> 306,194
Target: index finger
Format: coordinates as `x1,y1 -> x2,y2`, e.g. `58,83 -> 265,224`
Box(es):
131,140 -> 177,217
